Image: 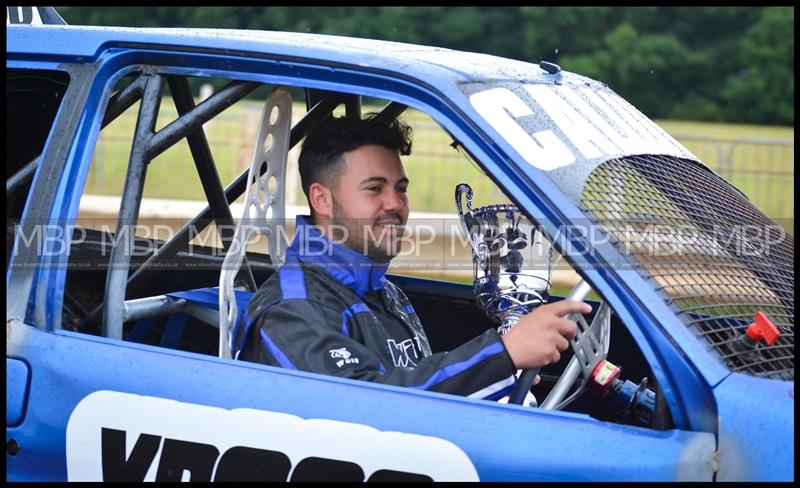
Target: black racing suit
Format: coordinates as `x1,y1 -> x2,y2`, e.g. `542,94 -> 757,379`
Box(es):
236,216 -> 517,400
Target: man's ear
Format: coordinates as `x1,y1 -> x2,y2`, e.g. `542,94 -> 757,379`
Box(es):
308,182 -> 333,218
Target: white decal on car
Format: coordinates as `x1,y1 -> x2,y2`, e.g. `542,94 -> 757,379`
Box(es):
469,83 -> 689,172
470,87 -> 576,171
6,6 -> 43,25
66,390 -> 479,481
525,84 -> 621,159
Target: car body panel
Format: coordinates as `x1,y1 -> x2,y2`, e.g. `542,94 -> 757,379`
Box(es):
712,372 -> 794,481
7,320 -> 716,481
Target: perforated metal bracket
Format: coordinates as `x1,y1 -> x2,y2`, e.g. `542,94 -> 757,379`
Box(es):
219,87 -> 292,359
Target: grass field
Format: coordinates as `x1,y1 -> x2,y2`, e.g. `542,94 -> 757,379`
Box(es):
84,99 -> 794,222
654,120 -> 794,140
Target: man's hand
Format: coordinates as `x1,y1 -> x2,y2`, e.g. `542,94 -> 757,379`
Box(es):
500,300 -> 592,370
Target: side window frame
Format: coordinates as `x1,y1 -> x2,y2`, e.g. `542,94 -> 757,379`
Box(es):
6,61 -> 94,329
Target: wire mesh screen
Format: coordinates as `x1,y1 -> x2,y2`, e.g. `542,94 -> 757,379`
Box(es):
580,155 -> 794,380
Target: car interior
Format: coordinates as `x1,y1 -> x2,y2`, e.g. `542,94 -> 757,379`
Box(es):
7,66 -> 671,430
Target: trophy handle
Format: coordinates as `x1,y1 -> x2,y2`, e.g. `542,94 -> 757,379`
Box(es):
456,183 -> 486,258
455,183 -> 473,217
455,183 -> 481,256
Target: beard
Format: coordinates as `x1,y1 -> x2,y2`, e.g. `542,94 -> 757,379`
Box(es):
330,199 -> 406,263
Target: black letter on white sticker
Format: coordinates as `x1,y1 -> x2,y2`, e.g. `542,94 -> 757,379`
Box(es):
290,457 -> 365,481
101,428 -> 161,482
155,439 -> 219,481
368,469 -> 434,482
214,446 -> 291,481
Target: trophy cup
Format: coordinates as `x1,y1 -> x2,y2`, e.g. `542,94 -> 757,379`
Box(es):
455,183 -> 553,404
455,183 -> 553,333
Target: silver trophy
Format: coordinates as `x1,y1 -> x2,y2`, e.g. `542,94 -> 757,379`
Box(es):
455,183 -> 553,335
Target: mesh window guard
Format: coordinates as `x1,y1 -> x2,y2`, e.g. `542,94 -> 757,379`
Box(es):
581,155 -> 793,380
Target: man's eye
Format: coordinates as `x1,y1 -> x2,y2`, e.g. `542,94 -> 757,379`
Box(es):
367,186 -> 381,192
398,186 -> 408,193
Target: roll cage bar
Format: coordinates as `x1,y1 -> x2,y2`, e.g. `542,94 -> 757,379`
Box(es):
7,68 -> 408,339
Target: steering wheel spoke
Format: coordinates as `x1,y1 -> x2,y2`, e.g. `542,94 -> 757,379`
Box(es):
511,279 -> 611,410
538,298 -> 611,410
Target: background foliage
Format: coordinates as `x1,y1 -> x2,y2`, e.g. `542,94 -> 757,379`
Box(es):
57,6 -> 794,125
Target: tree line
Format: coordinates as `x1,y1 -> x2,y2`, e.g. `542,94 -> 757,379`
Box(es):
57,6 -> 794,126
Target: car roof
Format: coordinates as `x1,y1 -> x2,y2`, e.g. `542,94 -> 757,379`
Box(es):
6,24 -> 598,88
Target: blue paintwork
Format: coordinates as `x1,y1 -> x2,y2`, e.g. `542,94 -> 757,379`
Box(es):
5,25 -> 546,84
7,324 -> 714,481
6,358 -> 30,426
712,373 -> 794,481
6,24 -> 793,481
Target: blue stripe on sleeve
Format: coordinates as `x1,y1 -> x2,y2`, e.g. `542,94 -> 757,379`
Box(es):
234,300 -> 279,359
469,375 -> 517,400
232,306 -> 250,355
411,341 -> 506,390
279,264 -> 307,300
403,304 -> 415,315
259,329 -> 297,370
483,381 -> 516,401
340,302 -> 370,337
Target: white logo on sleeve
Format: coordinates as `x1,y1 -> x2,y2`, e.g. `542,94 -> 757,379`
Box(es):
329,347 -> 360,368
387,338 -> 422,368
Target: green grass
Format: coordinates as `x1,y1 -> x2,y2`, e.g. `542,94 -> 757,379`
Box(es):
654,120 -> 794,140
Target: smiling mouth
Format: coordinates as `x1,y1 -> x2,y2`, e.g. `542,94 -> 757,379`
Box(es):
374,215 -> 404,226
373,221 -> 404,238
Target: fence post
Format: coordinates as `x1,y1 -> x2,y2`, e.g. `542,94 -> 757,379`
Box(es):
723,141 -> 736,182
286,144 -> 300,207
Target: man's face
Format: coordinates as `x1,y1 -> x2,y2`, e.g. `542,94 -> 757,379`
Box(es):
328,144 -> 410,263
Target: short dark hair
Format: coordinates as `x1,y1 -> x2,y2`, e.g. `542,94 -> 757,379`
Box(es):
298,113 -> 412,204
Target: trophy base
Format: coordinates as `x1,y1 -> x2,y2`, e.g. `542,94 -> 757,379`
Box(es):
475,273 -> 551,326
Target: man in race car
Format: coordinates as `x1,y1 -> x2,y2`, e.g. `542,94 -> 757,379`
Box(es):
236,114 -> 591,400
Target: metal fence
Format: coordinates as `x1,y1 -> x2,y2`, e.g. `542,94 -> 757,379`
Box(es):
671,135 -> 794,224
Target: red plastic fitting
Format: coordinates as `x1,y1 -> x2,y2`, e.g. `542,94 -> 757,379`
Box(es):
588,360 -> 621,397
745,312 -> 781,346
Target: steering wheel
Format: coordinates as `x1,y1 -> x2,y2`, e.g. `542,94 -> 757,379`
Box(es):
508,279 -> 612,410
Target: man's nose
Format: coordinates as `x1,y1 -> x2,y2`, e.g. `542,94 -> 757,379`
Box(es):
382,189 -> 406,211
